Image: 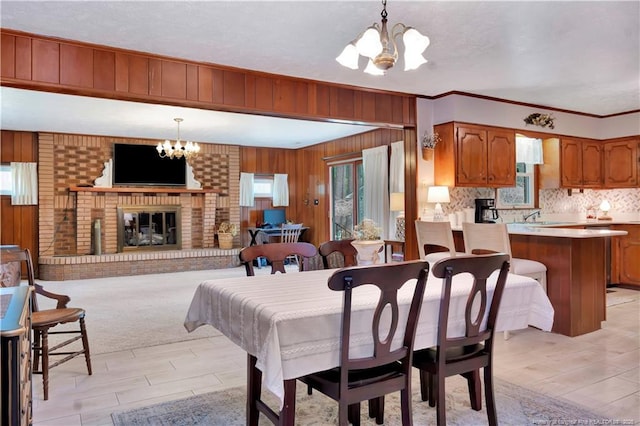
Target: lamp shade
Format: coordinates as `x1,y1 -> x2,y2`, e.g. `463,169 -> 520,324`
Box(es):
600,200 -> 611,212
390,192 -> 405,212
427,186 -> 450,203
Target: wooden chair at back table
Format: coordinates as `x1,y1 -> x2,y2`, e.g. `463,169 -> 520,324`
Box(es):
280,223 -> 303,266
296,261 -> 430,426
238,242 -> 318,276
318,239 -> 358,269
412,253 -> 511,426
0,248 -> 92,401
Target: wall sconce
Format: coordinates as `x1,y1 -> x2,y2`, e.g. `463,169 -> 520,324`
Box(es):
427,186 -> 450,222
390,192 -> 405,241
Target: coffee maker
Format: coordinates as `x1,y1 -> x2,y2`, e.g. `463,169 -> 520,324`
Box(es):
475,198 -> 499,223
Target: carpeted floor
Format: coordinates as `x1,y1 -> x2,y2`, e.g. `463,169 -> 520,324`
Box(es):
112,376 -> 607,425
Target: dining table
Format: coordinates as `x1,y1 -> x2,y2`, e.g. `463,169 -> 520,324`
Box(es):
184,266 -> 554,425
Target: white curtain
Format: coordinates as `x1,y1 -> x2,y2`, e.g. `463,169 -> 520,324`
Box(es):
362,146 -> 389,239
10,162 -> 38,205
389,141 -> 405,238
272,174 -> 289,207
516,136 -> 544,164
239,172 -> 254,207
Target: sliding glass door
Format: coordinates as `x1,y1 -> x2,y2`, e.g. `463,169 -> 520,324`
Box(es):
329,161 -> 364,240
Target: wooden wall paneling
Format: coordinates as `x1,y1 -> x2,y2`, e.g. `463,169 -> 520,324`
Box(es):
32,38 -> 59,83
360,91 -> 377,122
127,54 -> 150,95
0,131 -> 38,268
254,76 -> 274,111
186,64 -> 198,101
223,70 -> 245,106
60,44 -> 94,87
14,36 -> 32,81
197,66 -> 214,102
1,29 -> 414,128
403,127 -> 418,260
114,53 -> 130,92
161,60 -> 187,99
148,58 -> 162,97
314,84 -> 331,118
1,34 -> 15,78
93,50 -> 115,91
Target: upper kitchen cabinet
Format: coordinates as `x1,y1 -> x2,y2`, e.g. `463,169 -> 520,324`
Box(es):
604,137 -> 638,188
560,138 -> 603,188
434,122 -> 515,187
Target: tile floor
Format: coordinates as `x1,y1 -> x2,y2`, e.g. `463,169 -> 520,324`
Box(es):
31,276 -> 639,425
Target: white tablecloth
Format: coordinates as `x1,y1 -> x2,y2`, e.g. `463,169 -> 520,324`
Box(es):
184,268 -> 554,405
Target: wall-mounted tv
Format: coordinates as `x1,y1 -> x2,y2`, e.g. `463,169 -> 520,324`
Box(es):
112,143 -> 186,186
263,208 -> 286,227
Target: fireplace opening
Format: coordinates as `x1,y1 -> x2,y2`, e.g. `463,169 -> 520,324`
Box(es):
117,206 -> 182,252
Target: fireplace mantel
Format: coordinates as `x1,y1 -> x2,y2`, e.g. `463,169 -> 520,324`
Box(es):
69,186 -> 221,194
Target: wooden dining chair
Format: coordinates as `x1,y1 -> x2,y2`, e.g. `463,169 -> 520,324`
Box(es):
239,242 -> 318,276
0,248 -> 92,401
298,260 -> 430,426
318,239 -> 358,269
414,220 -> 465,264
411,253 -> 510,426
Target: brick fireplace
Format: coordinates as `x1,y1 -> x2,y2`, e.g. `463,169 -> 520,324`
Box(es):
36,133 -> 242,280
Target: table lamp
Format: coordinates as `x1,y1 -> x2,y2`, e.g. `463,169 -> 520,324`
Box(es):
427,186 -> 450,222
390,192 -> 405,241
598,200 -> 612,220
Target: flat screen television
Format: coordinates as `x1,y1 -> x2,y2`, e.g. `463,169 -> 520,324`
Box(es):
263,209 -> 286,227
112,143 -> 186,186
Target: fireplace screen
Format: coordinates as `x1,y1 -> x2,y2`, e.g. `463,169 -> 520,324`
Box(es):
117,206 -> 181,252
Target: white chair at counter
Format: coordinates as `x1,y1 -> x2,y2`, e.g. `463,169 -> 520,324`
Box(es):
462,222 -> 548,339
415,220 -> 465,264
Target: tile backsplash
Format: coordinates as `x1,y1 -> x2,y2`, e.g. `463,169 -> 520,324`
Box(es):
431,187 -> 639,222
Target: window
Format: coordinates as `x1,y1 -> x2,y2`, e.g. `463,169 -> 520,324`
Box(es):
495,162 -> 535,208
0,164 -> 11,195
329,160 -> 364,239
253,175 -> 274,198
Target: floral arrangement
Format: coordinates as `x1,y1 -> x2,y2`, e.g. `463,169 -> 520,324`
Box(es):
523,113 -> 555,129
353,218 -> 382,241
217,221 -> 238,236
422,132 -> 441,149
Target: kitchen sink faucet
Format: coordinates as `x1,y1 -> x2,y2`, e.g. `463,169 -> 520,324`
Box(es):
522,210 -> 541,222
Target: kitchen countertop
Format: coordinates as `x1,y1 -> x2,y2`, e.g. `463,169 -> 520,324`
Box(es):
451,221 -> 631,238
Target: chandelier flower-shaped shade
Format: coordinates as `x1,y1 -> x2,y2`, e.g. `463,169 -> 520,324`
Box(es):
336,43 -> 360,69
336,0 -> 429,74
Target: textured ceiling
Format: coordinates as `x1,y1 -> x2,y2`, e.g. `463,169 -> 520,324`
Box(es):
1,1 -> 638,147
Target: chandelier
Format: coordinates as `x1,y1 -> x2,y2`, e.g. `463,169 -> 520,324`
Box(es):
156,118 -> 200,161
336,0 -> 430,75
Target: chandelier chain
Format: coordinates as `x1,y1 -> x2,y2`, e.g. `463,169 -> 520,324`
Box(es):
381,0 -> 388,20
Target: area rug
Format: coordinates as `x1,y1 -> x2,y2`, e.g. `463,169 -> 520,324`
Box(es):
112,377 -> 607,426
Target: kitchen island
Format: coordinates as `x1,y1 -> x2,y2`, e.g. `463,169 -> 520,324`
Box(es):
453,224 -> 628,337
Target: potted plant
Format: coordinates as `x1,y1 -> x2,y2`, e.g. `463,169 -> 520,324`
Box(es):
421,132 -> 441,161
217,221 -> 238,249
351,219 -> 384,265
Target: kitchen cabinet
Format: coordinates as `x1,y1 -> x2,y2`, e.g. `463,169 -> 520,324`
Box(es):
560,137 -> 603,188
604,137 -> 638,188
1,286 -> 32,426
611,224 -> 640,287
434,122 -> 515,187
